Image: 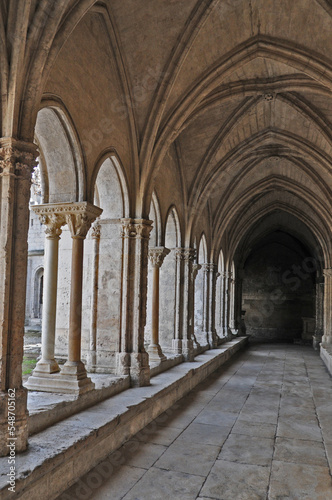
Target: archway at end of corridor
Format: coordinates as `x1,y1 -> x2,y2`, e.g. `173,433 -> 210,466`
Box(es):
234,211 -> 324,343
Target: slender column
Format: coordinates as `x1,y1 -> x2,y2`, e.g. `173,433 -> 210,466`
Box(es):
0,140 -> 37,455
315,277 -> 324,340
117,219 -> 152,387
26,211 -> 66,391
147,247 -> 170,362
173,249 -> 184,354
60,203 -> 102,394
192,263 -> 202,349
220,272 -> 227,338
322,269 -> 332,344
214,271 -> 221,343
224,271 -> 233,339
86,220 -> 101,372
209,264 -> 219,348
201,264 -> 210,346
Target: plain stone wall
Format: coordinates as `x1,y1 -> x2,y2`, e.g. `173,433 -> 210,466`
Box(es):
242,241 -> 315,342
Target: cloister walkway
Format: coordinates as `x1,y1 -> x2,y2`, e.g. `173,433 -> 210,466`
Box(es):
59,344 -> 332,500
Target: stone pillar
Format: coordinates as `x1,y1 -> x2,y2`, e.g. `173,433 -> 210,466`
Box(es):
215,271 -> 222,343
209,265 -> 219,347
173,248 -> 184,354
220,272 -> 227,338
315,276 -> 324,340
26,209 -> 66,391
202,263 -> 218,347
60,203 -> 102,394
201,264 -> 210,347
192,263 -> 202,349
147,247 -> 170,362
322,269 -> 332,344
86,220 -> 101,372
0,139 -> 37,455
117,219 -> 152,387
224,271 -> 233,339
178,248 -> 196,361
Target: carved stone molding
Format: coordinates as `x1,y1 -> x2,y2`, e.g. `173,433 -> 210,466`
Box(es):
148,247 -> 170,268
32,202 -> 103,239
121,218 -> 153,240
175,247 -> 196,262
192,263 -> 202,280
91,219 -> 101,239
0,140 -> 38,179
202,263 -> 217,273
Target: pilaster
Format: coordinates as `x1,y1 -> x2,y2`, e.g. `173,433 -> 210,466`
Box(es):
117,219 -> 153,386
0,139 -> 38,455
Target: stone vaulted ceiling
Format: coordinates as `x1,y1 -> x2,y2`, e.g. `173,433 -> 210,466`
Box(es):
1,0 -> 331,263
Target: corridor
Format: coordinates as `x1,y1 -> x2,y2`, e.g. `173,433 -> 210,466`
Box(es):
59,344 -> 332,500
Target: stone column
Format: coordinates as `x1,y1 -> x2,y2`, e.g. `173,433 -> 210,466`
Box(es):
147,247 -> 170,362
201,264 -> 210,347
208,264 -> 219,347
202,263 -> 218,347
315,276 -> 324,340
192,263 -> 202,350
173,249 -> 184,354
86,220 -> 101,372
117,219 -> 152,387
26,209 -> 66,391
220,272 -> 227,338
60,203 -> 102,394
224,271 -> 233,339
322,269 -> 332,344
0,139 -> 37,455
178,248 -> 196,361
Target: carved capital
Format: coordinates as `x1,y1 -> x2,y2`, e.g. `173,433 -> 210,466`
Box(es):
41,214 -> 64,238
0,140 -> 38,180
91,219 -> 101,239
192,263 -> 202,280
32,202 -> 102,239
121,218 -> 153,240
175,247 -> 196,262
202,263 -> 217,273
149,247 -> 170,268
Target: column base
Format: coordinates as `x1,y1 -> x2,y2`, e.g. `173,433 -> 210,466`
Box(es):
130,352 -> 150,387
148,343 -> 167,363
322,333 -> 332,344
31,357 -> 60,374
0,388 -> 29,456
59,361 -> 95,394
172,339 -> 182,354
117,352 -> 150,387
182,339 -> 195,361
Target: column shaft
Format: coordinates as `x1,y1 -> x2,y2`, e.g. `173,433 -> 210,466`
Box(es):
87,222 -> 101,371
118,219 -> 152,386
322,269 -> 332,344
0,140 -> 37,455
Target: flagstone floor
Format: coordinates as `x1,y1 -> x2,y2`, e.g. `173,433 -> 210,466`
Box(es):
59,343 -> 332,500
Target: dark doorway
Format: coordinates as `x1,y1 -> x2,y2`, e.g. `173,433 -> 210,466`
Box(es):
242,230 -> 316,342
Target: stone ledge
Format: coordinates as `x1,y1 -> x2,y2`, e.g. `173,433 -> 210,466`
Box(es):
0,337 -> 247,500
320,343 -> 332,375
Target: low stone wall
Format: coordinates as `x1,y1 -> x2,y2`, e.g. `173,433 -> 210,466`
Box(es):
0,337 -> 247,500
320,343 -> 332,375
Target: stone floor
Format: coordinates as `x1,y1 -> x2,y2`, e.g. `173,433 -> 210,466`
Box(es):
58,343 -> 332,500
